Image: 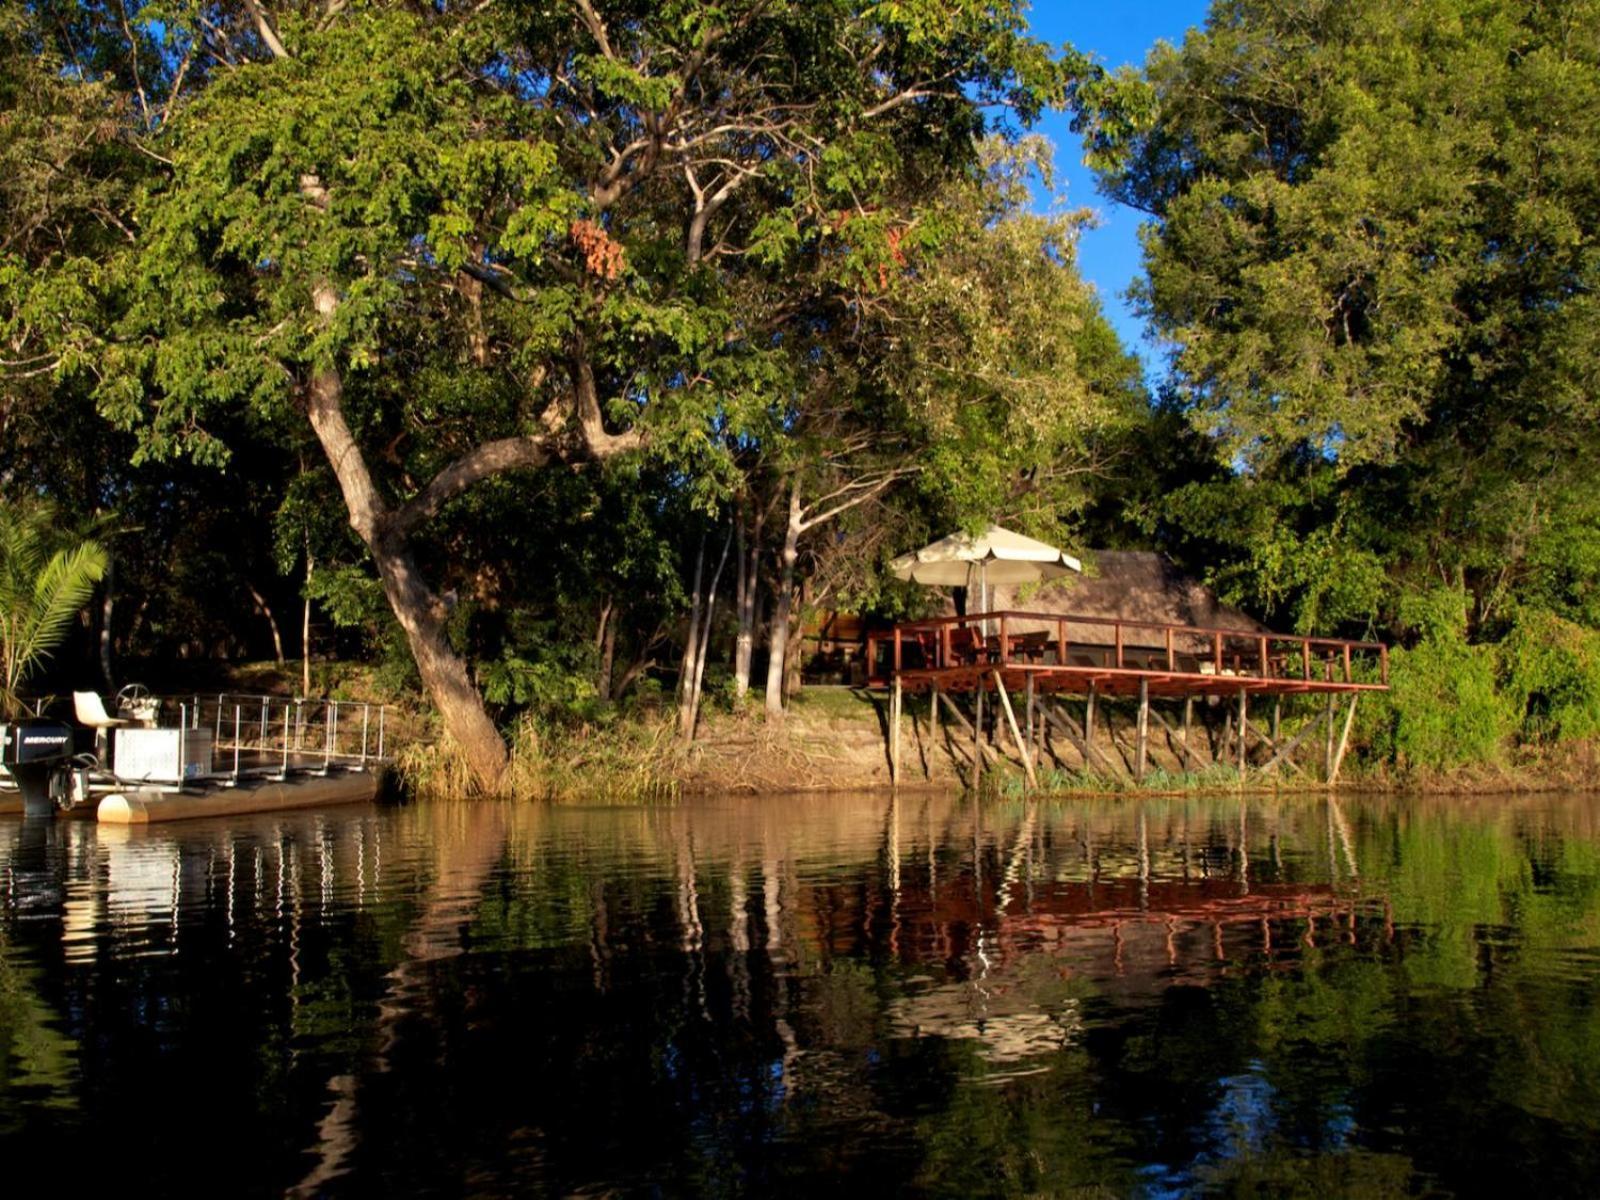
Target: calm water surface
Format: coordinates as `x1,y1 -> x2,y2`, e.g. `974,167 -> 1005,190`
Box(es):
3,792 -> 1599,1197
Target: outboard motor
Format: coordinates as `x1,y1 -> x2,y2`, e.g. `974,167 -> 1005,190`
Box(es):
2,720 -> 76,818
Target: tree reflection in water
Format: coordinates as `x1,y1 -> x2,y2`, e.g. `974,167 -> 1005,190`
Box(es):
2,791 -> 1599,1196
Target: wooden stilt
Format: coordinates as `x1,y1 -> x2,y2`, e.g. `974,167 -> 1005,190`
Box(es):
1256,707 -> 1331,775
1085,683 -> 1097,755
1182,696 -> 1193,763
937,690 -> 1001,768
1241,713 -> 1309,778
1040,698 -> 1119,776
1025,673 -> 1036,756
890,676 -> 902,786
1136,678 -> 1150,780
1329,694 -> 1359,786
929,681 -> 940,778
992,671 -> 1038,790
1237,688 -> 1248,778
1324,693 -> 1337,780
1147,704 -> 1204,769
973,685 -> 984,790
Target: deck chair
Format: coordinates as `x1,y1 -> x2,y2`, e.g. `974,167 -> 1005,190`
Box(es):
73,691 -> 128,767
947,626 -> 985,667
73,691 -> 128,731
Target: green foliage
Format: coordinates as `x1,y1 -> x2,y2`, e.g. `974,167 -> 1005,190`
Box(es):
1376,645 -> 1510,774
0,502 -> 108,715
1499,608 -> 1600,743
1081,0 -> 1600,667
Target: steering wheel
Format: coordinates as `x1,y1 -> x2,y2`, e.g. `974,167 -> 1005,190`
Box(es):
115,683 -> 152,709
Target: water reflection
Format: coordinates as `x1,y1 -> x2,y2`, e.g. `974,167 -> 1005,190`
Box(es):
1,792 -> 1599,1196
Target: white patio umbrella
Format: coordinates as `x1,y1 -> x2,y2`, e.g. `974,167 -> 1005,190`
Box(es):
889,524 -> 1081,632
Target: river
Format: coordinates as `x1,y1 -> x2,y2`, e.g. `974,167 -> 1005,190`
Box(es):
2,792 -> 1598,1196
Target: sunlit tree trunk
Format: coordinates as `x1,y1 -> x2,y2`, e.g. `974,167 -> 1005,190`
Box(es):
764,482 -> 802,719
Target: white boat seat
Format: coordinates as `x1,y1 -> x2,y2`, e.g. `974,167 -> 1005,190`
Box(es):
73,691 -> 129,730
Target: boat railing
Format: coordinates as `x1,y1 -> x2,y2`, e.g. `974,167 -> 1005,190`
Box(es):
176,693 -> 401,781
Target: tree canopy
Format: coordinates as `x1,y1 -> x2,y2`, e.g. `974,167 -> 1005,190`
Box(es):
1082,0 -> 1600,645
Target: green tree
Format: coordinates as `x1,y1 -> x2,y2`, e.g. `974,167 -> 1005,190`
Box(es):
98,1 -> 1069,791
1080,0 -> 1600,641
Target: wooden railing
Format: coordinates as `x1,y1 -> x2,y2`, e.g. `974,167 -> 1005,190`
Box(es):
866,610 -> 1388,688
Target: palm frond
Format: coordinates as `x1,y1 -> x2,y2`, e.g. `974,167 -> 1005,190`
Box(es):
0,501 -> 108,715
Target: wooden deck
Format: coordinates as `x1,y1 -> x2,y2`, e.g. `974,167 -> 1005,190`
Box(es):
867,611 -> 1389,788
869,610 -> 1387,697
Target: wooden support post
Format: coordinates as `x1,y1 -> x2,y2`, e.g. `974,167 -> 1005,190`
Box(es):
1256,708 -> 1331,776
973,685 -> 984,789
890,676 -> 902,786
1147,704 -> 1204,769
1237,688 -> 1248,777
930,680 -> 941,766
1182,696 -> 1193,762
1329,694 -> 1359,786
1324,692 -> 1336,780
993,671 -> 1038,790
1135,678 -> 1150,781
1025,672 -> 1035,750
1085,683 -> 1097,751
936,690 -> 1001,768
1040,698 -> 1119,776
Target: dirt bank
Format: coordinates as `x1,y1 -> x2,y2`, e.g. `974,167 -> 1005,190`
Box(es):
677,686 -> 1599,797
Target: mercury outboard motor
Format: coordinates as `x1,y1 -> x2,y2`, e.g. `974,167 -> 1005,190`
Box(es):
2,720 -> 76,818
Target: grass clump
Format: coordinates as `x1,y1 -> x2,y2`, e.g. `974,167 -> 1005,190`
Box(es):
399,714 -> 682,803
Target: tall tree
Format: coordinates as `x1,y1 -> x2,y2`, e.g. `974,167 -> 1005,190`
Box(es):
95,2 -> 1068,790
1081,0 -> 1600,636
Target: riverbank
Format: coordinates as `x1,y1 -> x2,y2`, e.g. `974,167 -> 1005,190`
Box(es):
396,684 -> 1599,801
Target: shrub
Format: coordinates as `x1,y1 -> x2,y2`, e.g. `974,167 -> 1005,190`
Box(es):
1498,608 -> 1600,743
1378,637 -> 1512,772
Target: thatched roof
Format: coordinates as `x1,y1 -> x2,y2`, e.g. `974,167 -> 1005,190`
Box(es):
941,550 -> 1265,647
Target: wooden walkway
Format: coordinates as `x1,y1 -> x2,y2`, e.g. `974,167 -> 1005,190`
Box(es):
868,611 -> 1389,789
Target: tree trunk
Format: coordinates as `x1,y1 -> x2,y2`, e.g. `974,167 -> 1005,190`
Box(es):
764,482 -> 802,719
785,576 -> 809,701
302,549 -> 314,697
733,513 -> 759,698
685,528 -> 732,740
677,535 -> 707,736
596,599 -> 617,703
305,350 -> 510,792
248,580 -> 286,665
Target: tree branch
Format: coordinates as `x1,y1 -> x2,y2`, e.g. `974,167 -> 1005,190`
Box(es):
242,0 -> 290,60
797,467 -> 917,532
390,434 -> 555,535
570,351 -> 644,458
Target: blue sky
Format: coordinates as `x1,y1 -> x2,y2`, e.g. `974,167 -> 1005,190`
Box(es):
1020,2 -> 1213,372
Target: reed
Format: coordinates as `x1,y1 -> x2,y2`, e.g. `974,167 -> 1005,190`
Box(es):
398,714 -> 682,803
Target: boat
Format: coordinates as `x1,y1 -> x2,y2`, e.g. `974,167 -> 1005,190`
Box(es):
0,689 -> 397,823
